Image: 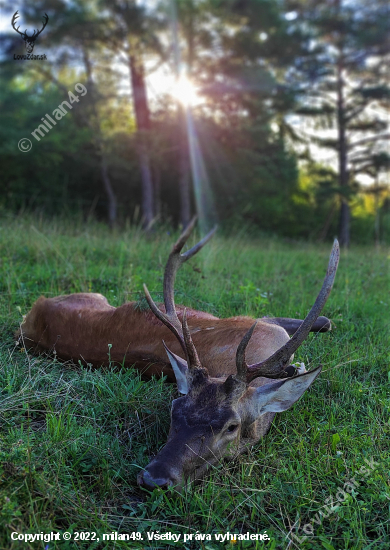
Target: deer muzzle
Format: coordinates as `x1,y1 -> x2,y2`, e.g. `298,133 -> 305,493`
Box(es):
137,470 -> 175,490
137,449 -> 185,491
137,428 -> 218,491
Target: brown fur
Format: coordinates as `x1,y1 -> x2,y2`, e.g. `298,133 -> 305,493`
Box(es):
17,293 -> 290,381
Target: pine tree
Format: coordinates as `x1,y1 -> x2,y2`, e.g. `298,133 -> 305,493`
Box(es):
284,0 -> 390,246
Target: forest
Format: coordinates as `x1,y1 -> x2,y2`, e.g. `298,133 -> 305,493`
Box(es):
1,0 -> 389,246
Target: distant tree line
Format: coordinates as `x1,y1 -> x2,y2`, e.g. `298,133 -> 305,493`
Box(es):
1,0 -> 389,245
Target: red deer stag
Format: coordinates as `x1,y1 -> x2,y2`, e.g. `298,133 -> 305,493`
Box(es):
17,221 -> 339,490
136,227 -> 339,490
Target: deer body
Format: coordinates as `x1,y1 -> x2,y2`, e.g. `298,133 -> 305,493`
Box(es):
17,220 -> 339,491
19,293 -> 291,381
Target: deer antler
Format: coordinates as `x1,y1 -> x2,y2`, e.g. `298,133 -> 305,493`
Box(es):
236,239 -> 340,383
11,11 -> 49,39
143,218 -> 216,369
31,12 -> 49,39
11,11 -> 24,36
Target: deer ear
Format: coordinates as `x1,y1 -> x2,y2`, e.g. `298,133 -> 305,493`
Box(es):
163,342 -> 189,394
251,366 -> 322,414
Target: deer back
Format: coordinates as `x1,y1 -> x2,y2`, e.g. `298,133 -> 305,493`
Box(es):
17,293 -> 289,380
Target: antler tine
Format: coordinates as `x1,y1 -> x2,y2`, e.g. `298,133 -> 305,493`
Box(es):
243,239 -> 340,383
11,11 -> 24,36
144,218 -> 217,362
164,217 -> 217,317
35,13 -> 49,37
143,283 -> 185,354
182,308 -> 202,369
235,321 -> 257,382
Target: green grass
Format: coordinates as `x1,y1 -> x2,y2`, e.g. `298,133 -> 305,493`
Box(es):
0,213 -> 389,550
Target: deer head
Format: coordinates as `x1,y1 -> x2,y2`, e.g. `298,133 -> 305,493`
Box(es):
138,221 -> 339,491
11,11 -> 49,54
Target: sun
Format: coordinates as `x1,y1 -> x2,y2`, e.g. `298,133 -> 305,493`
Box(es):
147,68 -> 202,107
170,75 -> 200,107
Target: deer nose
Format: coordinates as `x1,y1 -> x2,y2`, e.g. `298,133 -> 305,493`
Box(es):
138,470 -> 175,490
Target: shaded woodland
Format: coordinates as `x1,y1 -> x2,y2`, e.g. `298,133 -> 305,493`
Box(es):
1,0 -> 389,245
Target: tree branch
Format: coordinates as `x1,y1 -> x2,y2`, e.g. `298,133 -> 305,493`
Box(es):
350,133 -> 390,148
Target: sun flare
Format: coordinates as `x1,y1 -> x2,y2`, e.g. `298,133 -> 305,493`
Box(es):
171,75 -> 199,106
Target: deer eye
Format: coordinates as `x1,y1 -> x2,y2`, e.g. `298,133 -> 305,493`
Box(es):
226,424 -> 239,433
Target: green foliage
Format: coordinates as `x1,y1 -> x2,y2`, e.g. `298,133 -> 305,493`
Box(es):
283,0 -> 390,244
0,80 -> 98,213
1,0 -> 389,242
0,216 -> 389,548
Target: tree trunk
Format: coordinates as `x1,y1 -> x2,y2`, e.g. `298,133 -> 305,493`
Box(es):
129,55 -> 154,229
374,175 -> 380,248
178,105 -> 191,228
101,156 -> 117,229
317,201 -> 336,242
336,13 -> 350,247
339,200 -> 350,247
82,47 -> 117,227
139,145 -> 154,229
170,0 -> 192,228
154,165 -> 161,220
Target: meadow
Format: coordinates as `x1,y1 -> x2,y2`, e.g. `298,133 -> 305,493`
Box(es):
0,214 -> 389,550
